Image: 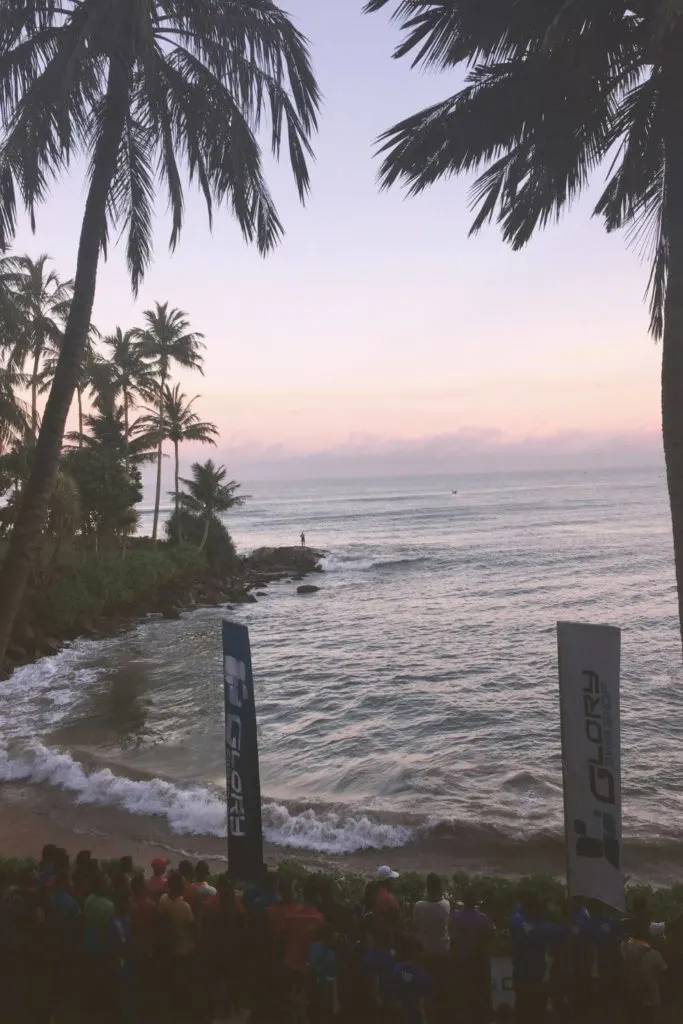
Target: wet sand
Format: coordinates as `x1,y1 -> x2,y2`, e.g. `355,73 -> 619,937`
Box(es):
0,778 -> 566,879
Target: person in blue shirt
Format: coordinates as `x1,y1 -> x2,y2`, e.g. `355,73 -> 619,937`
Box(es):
109,891 -> 135,1024
451,889 -> 494,1024
309,922 -> 339,1020
573,899 -> 623,1019
391,934 -> 431,1024
362,920 -> 396,1016
510,892 -> 567,1024
252,870 -> 281,912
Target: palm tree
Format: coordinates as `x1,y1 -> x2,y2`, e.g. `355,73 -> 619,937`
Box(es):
0,254 -> 24,351
179,460 -> 246,552
40,323 -> 100,442
101,328 -> 156,474
141,384 -> 218,542
9,256 -> 72,438
367,0 -> 683,651
0,365 -> 29,457
134,304 -> 205,543
0,2 -> 320,667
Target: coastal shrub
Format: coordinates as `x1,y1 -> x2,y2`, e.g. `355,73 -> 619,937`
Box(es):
30,546 -> 206,635
165,509 -> 238,574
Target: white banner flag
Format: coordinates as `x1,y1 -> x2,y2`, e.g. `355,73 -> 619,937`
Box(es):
557,621 -> 624,911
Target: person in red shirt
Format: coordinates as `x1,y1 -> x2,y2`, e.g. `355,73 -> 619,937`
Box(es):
147,857 -> 169,900
274,878 -> 325,975
375,865 -> 401,936
130,874 -> 159,956
268,877 -> 297,938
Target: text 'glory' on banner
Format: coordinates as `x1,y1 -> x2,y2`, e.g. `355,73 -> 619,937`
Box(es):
557,621 -> 623,911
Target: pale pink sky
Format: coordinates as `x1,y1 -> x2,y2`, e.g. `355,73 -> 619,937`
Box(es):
12,0 -> 661,477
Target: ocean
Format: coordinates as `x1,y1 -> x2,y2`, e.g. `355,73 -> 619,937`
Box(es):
2,467 -> 682,881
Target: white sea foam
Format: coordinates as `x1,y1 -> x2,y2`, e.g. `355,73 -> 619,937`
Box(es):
322,553 -> 426,574
1,640 -> 104,741
262,803 -> 413,853
0,744 -> 413,853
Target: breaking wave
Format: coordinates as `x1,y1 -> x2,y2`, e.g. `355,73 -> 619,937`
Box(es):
0,744 -> 413,854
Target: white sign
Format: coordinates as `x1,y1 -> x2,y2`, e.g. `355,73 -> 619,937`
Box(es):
557,621 -> 624,911
491,958 -> 514,1008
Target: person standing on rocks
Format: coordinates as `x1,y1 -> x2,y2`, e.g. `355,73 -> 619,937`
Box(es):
300,531 -> 306,547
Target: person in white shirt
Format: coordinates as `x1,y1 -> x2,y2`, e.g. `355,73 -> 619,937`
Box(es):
620,922 -> 667,1017
413,873 -> 450,1012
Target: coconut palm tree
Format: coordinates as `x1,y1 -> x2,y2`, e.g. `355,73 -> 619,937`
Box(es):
40,323 -> 100,442
134,304 -> 205,543
101,328 -> 156,474
0,1 -> 320,667
0,365 -> 29,457
0,253 -> 24,351
9,256 -> 72,438
140,384 -> 218,541
179,460 -> 246,553
367,0 -> 683,651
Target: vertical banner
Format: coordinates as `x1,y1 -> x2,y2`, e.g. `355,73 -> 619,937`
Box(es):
223,620 -> 264,882
557,621 -> 624,911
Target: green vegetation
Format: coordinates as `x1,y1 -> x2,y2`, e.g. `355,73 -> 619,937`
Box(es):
30,546 -> 206,637
0,1 -> 320,669
0,259 -> 251,664
0,244 -> 270,668
174,460 -> 247,554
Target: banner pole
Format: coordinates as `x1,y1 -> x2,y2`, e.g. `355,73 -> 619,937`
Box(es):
222,619 -> 264,883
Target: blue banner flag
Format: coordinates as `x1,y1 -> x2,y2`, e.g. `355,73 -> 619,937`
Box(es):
223,620 -> 264,881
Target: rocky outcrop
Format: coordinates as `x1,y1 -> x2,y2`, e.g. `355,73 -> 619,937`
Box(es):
2,545 -> 327,680
243,546 -> 324,579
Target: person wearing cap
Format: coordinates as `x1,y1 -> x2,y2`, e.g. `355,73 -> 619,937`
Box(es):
147,857 -> 169,900
375,866 -> 401,936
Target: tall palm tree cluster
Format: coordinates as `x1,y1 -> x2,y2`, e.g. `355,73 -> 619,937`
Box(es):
0,262 -> 222,550
0,0 -> 319,666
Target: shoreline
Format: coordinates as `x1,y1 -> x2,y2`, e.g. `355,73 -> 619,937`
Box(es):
2,777 -> 682,886
3,544 -> 325,680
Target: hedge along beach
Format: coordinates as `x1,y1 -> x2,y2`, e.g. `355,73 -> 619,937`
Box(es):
0,469 -> 681,883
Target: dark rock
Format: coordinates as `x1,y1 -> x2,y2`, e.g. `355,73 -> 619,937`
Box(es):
6,645 -> 28,662
245,546 -> 325,577
297,584 -> 321,595
161,606 -> 182,620
256,591 -> 268,597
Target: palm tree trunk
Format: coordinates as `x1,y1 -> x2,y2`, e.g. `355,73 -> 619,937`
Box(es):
123,388 -> 130,476
199,516 -> 210,553
77,388 -> 83,445
31,350 -> 40,439
662,129 -> 683,657
174,439 -> 182,543
151,375 -> 165,544
0,60 -> 129,670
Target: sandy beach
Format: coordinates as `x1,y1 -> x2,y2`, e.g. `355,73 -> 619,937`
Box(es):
0,777 -> 567,879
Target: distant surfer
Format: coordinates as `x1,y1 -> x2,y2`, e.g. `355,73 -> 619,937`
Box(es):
300,531 -> 306,547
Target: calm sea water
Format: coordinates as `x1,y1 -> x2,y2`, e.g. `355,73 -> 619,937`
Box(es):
2,468 -> 682,876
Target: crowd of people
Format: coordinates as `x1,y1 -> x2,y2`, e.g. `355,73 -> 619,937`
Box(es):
0,845 -> 679,1024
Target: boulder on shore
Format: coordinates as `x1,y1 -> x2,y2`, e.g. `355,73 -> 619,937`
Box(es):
244,546 -> 324,577
297,584 -> 321,595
